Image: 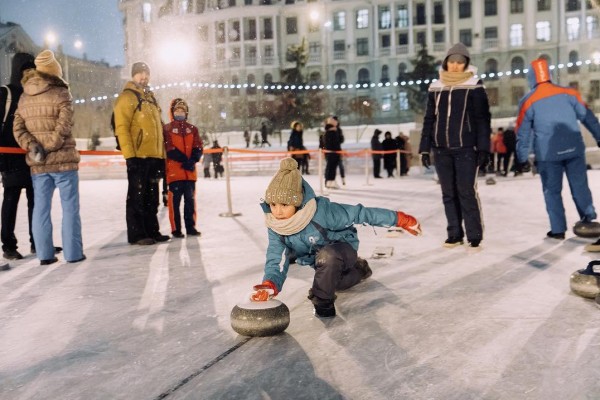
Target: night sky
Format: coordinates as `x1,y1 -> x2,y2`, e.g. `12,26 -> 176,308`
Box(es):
0,0 -> 125,66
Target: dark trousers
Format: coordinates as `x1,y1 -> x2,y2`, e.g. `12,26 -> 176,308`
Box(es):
433,147 -> 483,242
168,180 -> 196,233
126,158 -> 162,243
325,153 -> 340,181
1,178 -> 34,251
312,242 -> 361,304
372,156 -> 382,177
504,149 -> 515,173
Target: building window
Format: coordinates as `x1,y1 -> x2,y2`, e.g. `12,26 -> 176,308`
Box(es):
286,17 -> 298,34
569,50 -> 580,73
245,18 -> 257,40
486,87 -> 498,106
247,74 -> 256,95
484,0 -> 497,16
590,80 -> 600,101
416,31 -> 426,46
335,97 -> 346,113
264,73 -> 273,85
196,0 -> 205,13
434,30 -> 444,43
381,94 -> 392,112
309,41 -> 320,58
381,34 -> 391,48
511,56 -> 525,77
333,40 -> 345,51
397,5 -> 409,28
485,58 -> 499,79
485,27 -> 498,39
357,9 -> 369,29
512,86 -> 525,105
415,3 -> 426,25
216,22 -> 226,44
381,65 -> 389,83
398,62 -> 408,81
379,6 -> 392,29
309,19 -> 320,33
142,2 -> 152,22
536,21 -> 551,41
356,38 -> 369,56
333,11 -> 346,31
459,1 -> 471,19
179,0 -> 191,14
335,69 -> 347,85
459,29 -> 472,47
510,24 -> 523,46
358,68 -> 370,85
399,91 -> 409,110
433,2 -> 444,23
198,25 -> 208,41
510,0 -> 523,13
587,15 -> 599,39
538,0 -> 551,11
396,33 -> 408,47
566,0 -> 581,12
230,20 -> 240,42
263,18 -> 273,39
567,17 -> 580,41
231,76 -> 240,96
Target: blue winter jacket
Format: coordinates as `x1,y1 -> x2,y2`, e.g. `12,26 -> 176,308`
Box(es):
260,179 -> 397,292
516,58 -> 600,162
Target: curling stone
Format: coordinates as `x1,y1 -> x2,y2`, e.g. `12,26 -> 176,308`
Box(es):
570,260 -> 600,299
230,299 -> 290,337
573,220 -> 600,238
485,177 -> 496,185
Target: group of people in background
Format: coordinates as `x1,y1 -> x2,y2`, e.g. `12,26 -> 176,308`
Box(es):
370,129 -> 412,179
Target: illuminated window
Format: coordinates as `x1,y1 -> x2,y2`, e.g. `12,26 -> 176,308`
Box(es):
142,2 -> 152,22
356,9 -> 369,29
333,11 -> 346,31
567,17 -> 580,41
536,21 -> 551,41
510,24 -> 523,46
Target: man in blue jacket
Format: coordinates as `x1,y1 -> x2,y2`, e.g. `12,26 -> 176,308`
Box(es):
516,58 -> 600,239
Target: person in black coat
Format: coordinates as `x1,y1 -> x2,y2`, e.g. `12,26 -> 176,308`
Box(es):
382,131 -> 397,177
0,53 -> 36,260
503,123 -> 517,176
418,43 -> 492,248
287,121 -> 305,173
370,129 -> 383,178
323,117 -> 342,189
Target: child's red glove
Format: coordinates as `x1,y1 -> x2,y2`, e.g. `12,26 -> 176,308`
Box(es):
250,280 -> 278,302
396,211 -> 422,236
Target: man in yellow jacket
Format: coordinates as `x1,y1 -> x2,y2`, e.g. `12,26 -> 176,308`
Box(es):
113,62 -> 169,245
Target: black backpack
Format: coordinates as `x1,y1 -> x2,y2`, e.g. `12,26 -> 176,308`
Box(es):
111,88 -> 155,150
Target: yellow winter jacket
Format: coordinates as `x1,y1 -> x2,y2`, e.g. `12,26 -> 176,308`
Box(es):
113,81 -> 165,159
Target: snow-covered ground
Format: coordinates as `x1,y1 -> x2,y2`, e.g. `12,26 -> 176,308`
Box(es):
1,164 -> 599,399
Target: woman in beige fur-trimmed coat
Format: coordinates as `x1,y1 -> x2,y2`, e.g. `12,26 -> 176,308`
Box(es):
13,50 -> 85,266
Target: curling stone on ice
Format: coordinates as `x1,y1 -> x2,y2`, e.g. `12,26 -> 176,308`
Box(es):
230,299 -> 290,337
570,260 -> 600,299
573,220 -> 600,238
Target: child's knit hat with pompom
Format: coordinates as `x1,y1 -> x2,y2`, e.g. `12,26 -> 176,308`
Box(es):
265,158 -> 303,207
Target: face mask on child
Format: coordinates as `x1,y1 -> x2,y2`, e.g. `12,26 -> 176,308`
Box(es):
174,115 -> 186,121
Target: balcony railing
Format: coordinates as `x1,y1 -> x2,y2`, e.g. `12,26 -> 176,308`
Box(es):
333,50 -> 346,60
246,56 -> 257,66
396,45 -> 408,54
262,55 -> 274,65
308,53 -> 321,63
432,43 -> 445,52
379,47 -> 391,56
483,38 -> 499,50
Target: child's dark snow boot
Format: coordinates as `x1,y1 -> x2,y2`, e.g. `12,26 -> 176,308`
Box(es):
313,301 -> 336,318
355,257 -> 372,279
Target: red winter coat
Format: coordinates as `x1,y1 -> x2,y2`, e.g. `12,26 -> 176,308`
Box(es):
163,120 -> 202,184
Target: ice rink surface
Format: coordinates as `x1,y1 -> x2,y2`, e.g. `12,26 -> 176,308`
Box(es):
1,169 -> 600,400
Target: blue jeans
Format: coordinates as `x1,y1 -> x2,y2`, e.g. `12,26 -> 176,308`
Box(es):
31,171 -> 83,262
537,156 -> 596,233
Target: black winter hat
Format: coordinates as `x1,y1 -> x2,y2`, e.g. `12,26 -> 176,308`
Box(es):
11,53 -> 35,86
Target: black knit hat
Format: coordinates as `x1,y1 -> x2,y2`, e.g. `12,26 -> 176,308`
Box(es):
131,62 -> 150,77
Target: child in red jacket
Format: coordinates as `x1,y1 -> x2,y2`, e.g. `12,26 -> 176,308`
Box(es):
163,99 -> 203,237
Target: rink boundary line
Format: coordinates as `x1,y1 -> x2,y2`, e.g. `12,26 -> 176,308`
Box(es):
153,337 -> 252,400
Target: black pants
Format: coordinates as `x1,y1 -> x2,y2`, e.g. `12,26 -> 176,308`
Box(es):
1,176 -> 34,252
311,242 -> 362,304
504,149 -> 515,173
126,158 -> 162,243
168,180 -> 196,233
433,147 -> 483,242
372,156 -> 382,177
325,153 -> 340,181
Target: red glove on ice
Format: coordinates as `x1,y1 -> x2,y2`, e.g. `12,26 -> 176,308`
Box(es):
250,280 -> 278,302
396,211 -> 422,236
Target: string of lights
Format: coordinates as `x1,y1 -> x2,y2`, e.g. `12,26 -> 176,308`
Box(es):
72,59 -> 594,105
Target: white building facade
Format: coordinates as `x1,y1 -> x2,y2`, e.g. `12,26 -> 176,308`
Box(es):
118,0 -> 600,128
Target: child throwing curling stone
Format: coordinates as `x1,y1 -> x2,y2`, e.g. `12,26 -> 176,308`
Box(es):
251,158 -> 422,318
